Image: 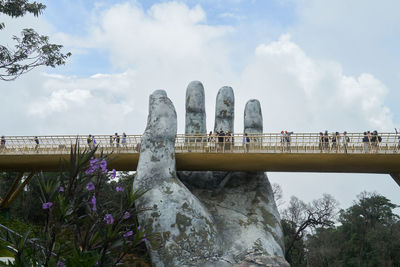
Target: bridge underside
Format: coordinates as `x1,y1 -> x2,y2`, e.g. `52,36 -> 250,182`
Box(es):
0,153 -> 399,174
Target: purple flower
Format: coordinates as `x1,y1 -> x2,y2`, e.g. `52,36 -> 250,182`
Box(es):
86,182 -> 95,191
116,186 -> 123,192
58,186 -> 64,193
104,214 -> 114,224
42,202 -> 53,210
56,261 -> 65,267
123,231 -> 133,238
100,159 -> 107,173
89,157 -> 99,166
91,196 -> 97,211
111,169 -> 116,179
123,211 -> 130,219
85,168 -> 94,174
141,237 -> 147,242
137,225 -> 141,231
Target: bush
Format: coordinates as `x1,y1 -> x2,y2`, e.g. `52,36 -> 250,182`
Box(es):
0,145 -> 152,266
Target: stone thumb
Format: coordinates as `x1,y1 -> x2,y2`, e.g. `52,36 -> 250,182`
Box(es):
135,90 -> 177,188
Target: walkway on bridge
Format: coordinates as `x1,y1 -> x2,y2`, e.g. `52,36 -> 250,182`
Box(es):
0,133 -> 399,178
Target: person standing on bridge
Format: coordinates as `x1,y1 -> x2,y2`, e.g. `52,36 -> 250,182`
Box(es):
122,132 -> 127,148
87,135 -> 94,150
343,131 -> 350,153
115,133 -> 120,148
318,132 -> 323,152
34,136 -> 39,151
244,133 -> 250,152
207,131 -> 215,152
323,131 -> 329,151
363,132 -> 369,153
109,135 -> 114,148
285,131 -> 293,152
280,131 -> 285,151
1,136 -> 5,150
331,132 -> 337,151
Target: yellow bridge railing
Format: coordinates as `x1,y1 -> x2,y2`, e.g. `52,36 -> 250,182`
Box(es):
0,133 -> 399,155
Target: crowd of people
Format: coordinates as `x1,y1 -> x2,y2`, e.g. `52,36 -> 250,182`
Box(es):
317,130 -> 384,153
207,130 -> 235,152
87,132 -> 128,150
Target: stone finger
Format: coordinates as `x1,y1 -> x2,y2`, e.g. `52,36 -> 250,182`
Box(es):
244,99 -> 263,134
214,86 -> 234,133
185,81 -> 206,135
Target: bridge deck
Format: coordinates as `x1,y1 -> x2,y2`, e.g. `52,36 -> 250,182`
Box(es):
0,153 -> 399,173
0,133 -> 399,173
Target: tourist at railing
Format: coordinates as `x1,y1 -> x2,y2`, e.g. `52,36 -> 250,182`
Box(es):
336,132 -> 341,152
207,131 -> 215,152
343,131 -> 350,153
285,131 -> 293,152
323,131 -> 329,151
34,136 -> 39,151
109,135 -> 113,147
280,131 -> 285,151
0,136 -> 5,150
371,130 -> 382,153
318,132 -> 323,152
244,133 -> 250,152
363,132 -> 369,153
122,132 -> 127,147
115,133 -> 120,148
331,132 -> 337,151
87,135 -> 93,149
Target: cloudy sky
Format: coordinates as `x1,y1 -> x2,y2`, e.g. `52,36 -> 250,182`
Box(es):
1,0 -> 400,211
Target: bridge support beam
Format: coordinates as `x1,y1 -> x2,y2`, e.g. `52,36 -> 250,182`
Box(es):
390,173 -> 400,187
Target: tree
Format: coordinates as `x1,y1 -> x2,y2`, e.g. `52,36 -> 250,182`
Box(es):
281,194 -> 339,263
306,192 -> 400,267
0,0 -> 71,81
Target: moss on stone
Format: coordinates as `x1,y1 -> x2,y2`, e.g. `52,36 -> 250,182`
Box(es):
260,206 -> 278,228
164,186 -> 173,194
176,212 -> 192,232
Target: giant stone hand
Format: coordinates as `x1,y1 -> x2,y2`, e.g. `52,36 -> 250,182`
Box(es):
134,83 -> 289,267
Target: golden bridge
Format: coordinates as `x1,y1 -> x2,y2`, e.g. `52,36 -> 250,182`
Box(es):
0,133 -> 400,183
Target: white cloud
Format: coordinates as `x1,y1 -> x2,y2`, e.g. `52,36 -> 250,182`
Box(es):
237,34 -> 393,132
1,1 -> 398,210
28,88 -> 91,116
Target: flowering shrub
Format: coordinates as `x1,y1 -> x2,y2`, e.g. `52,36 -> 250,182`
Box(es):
0,144 -> 150,266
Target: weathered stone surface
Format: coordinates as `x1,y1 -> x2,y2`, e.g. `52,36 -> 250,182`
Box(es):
214,86 -> 234,133
133,90 -> 224,267
244,99 -> 263,134
180,84 -> 286,265
185,81 -> 207,135
233,252 -> 290,267
135,85 -> 289,266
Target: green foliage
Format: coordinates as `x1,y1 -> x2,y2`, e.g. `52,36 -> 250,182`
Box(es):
0,0 -> 70,81
286,191 -> 400,267
0,145 -> 152,266
281,219 -> 306,267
